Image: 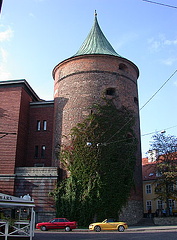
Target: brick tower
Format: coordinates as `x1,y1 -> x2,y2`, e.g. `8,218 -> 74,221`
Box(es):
52,13 -> 143,224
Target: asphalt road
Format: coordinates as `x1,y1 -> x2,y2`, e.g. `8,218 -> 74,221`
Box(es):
33,230 -> 177,240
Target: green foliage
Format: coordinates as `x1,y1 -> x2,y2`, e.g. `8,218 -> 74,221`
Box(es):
150,133 -> 177,215
52,100 -> 137,226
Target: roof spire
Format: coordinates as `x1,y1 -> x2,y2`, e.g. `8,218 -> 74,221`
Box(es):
95,10 -> 97,17
73,13 -> 121,57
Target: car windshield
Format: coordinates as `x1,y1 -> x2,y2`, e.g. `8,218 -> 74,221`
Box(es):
102,219 -> 107,223
50,218 -> 69,223
102,219 -> 116,223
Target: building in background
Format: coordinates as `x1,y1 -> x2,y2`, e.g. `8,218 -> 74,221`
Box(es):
142,150 -> 177,217
0,14 -> 143,224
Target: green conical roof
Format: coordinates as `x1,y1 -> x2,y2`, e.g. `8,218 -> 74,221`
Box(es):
74,12 -> 121,57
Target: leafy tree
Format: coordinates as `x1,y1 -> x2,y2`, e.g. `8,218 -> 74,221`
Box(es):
52,100 -> 137,226
150,133 -> 177,216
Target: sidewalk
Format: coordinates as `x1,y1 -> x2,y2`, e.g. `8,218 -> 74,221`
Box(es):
127,225 -> 177,232
74,225 -> 177,232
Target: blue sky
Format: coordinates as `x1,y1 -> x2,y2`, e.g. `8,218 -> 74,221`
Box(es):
1,0 -> 177,157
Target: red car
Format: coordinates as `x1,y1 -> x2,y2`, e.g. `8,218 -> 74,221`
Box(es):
36,218 -> 77,231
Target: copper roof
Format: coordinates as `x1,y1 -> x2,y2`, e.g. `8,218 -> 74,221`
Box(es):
73,12 -> 121,57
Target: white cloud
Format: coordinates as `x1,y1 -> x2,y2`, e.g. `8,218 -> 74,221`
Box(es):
161,57 -> 177,66
0,48 -> 8,62
148,34 -> 177,52
0,27 -> 13,42
29,13 -> 35,18
0,65 -> 12,80
0,48 -> 12,80
164,39 -> 177,45
148,38 -> 161,51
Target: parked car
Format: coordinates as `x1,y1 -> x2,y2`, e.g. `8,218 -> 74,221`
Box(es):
36,218 -> 77,231
89,219 -> 128,232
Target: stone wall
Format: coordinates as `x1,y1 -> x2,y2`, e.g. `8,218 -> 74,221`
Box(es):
119,199 -> 144,225
15,167 -> 58,223
154,217 -> 177,225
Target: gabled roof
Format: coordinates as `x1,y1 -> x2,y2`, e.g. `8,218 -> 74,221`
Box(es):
73,12 -> 121,57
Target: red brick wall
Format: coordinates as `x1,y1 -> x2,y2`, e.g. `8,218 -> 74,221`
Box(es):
53,54 -> 140,147
26,103 -> 54,167
0,177 -> 15,195
0,87 -> 22,174
53,54 -> 142,204
15,88 -> 33,167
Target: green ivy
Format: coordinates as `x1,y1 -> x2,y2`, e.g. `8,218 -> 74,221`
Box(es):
52,100 -> 137,226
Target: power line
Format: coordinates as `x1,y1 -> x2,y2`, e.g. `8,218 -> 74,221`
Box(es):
141,125 -> 177,137
140,69 -> 177,110
142,0 -> 177,9
105,70 -> 177,145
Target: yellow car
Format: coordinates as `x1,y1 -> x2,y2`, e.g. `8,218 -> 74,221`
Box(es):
89,219 -> 128,232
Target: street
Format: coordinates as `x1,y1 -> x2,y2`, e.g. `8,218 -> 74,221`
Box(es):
33,229 -> 177,240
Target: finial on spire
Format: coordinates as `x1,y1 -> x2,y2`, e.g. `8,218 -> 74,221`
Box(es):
95,10 -> 97,17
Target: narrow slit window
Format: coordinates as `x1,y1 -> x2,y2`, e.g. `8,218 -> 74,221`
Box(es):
43,120 -> 47,131
134,97 -> 138,105
37,120 -> 41,131
41,145 -> 46,158
34,145 -> 39,158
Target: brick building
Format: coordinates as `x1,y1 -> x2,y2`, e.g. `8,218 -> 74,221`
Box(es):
0,14 -> 143,224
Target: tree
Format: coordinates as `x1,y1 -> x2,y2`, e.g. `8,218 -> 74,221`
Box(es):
52,100 -> 137,226
150,132 -> 177,216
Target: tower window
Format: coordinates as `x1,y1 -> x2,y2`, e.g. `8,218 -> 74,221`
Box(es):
34,145 -> 39,158
41,145 -> 46,158
105,88 -> 115,96
36,120 -> 41,131
134,97 -> 138,105
43,120 -> 47,131
119,63 -> 128,71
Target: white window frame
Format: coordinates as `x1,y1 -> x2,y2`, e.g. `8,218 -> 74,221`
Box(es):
146,184 -> 152,194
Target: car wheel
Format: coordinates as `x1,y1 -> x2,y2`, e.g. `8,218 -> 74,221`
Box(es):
118,225 -> 125,232
65,226 -> 71,232
40,226 -> 47,231
94,225 -> 101,232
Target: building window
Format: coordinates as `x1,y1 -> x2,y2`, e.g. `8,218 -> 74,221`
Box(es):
168,183 -> 174,192
41,145 -> 46,158
34,146 -> 39,158
157,200 -> 163,210
155,183 -> 162,193
105,88 -> 115,96
43,120 -> 47,131
146,184 -> 152,194
168,199 -> 174,209
119,63 -> 128,71
134,97 -> 138,105
146,200 -> 152,211
37,120 -> 41,131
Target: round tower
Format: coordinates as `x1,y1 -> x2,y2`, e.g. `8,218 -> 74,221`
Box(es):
52,13 -> 143,224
